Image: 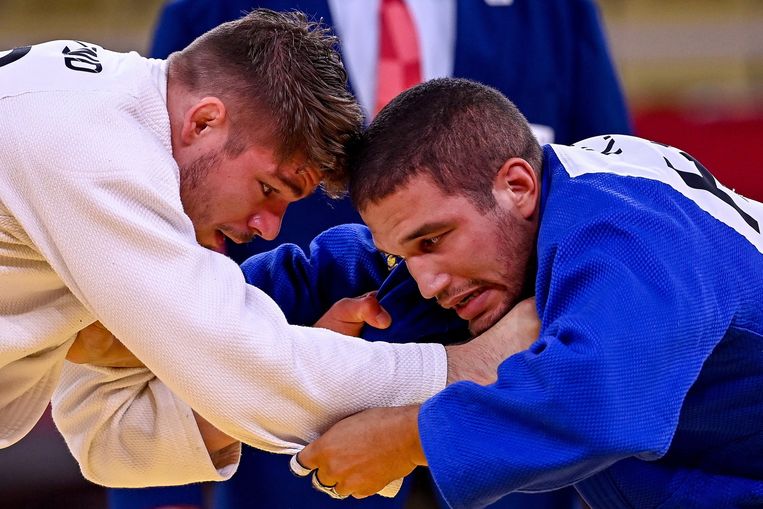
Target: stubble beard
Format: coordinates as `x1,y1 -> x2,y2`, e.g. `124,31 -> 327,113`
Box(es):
178,150 -> 222,246
468,209 -> 533,336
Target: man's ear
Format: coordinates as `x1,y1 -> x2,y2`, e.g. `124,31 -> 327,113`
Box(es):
492,157 -> 539,220
179,96 -> 228,146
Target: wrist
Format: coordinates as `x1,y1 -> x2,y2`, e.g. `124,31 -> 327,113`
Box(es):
444,342 -> 472,385
403,405 -> 427,466
444,341 -> 498,386
193,411 -> 239,459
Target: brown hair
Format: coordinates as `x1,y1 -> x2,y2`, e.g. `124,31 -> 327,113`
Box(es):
349,78 -> 543,211
170,9 -> 362,195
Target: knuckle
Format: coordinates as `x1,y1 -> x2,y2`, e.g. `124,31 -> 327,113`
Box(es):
358,301 -> 375,317
316,470 -> 335,486
298,448 -> 316,467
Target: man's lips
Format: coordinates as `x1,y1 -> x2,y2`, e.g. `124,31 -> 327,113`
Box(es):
439,288 -> 482,310
438,287 -> 497,321
203,227 -> 259,255
219,227 -> 256,245
452,289 -> 492,321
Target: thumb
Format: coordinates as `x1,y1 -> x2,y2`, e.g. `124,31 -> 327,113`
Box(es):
357,293 -> 391,330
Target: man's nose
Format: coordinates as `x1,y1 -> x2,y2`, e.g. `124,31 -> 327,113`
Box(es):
248,202 -> 288,241
405,256 -> 450,301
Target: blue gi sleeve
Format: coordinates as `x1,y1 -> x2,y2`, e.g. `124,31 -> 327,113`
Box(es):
240,223 -> 389,326
241,223 -> 470,343
363,261 -> 470,345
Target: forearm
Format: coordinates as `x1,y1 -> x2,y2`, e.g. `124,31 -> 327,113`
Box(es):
57,300 -> 445,456
63,228 -> 445,456
55,279 -> 445,487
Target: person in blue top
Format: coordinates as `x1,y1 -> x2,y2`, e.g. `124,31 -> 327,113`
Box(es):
296,78 -> 763,508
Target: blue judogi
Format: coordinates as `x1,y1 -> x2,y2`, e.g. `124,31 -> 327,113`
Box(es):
420,135 -> 763,508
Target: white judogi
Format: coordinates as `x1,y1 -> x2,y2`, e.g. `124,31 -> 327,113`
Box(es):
0,41 -> 446,486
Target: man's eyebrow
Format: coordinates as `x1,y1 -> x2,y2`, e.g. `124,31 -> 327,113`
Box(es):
276,173 -> 308,199
401,221 -> 450,245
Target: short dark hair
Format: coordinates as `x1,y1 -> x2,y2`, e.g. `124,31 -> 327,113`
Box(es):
170,9 -> 362,195
349,78 -> 543,211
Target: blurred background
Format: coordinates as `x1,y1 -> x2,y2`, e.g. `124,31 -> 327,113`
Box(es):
0,0 -> 761,507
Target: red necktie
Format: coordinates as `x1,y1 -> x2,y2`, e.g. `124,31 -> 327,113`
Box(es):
374,0 -> 422,116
